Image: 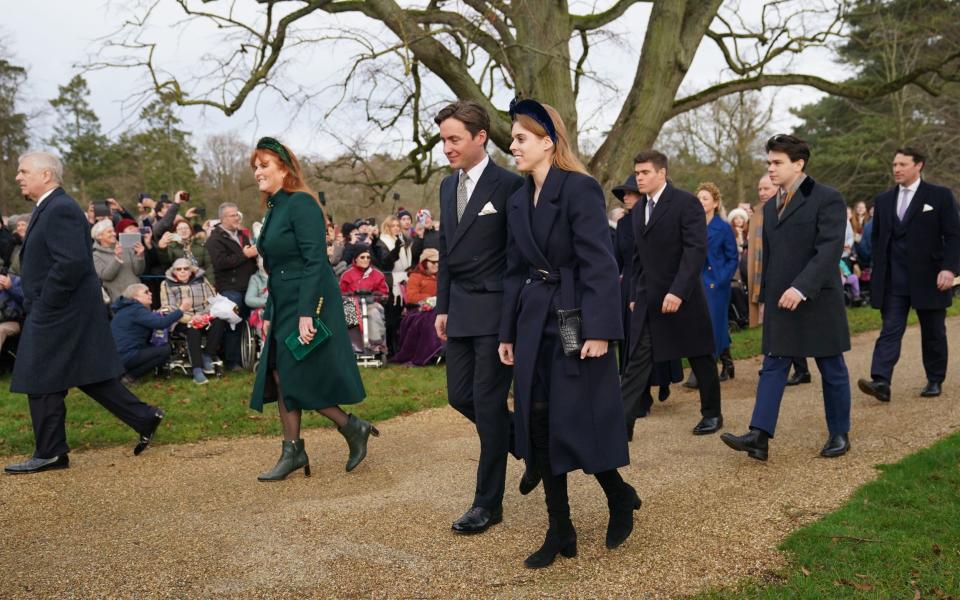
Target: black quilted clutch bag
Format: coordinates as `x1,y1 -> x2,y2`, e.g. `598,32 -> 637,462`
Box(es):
556,308 -> 584,357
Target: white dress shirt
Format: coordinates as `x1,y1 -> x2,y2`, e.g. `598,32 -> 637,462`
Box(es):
460,154 -> 490,203
645,181 -> 667,224
35,187 -> 57,208
897,177 -> 921,218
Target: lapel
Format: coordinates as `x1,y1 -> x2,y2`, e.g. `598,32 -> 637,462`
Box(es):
20,187 -> 62,258
449,158 -> 500,251
775,176 -> 814,227
900,180 -> 925,227
511,176 -> 552,269
531,168 -> 565,252
642,183 -> 672,235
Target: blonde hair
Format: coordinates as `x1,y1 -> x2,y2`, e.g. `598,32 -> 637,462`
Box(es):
696,182 -> 727,219
380,215 -> 399,234
513,103 -> 589,176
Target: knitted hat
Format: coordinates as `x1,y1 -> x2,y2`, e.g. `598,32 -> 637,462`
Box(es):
116,218 -> 138,233
343,243 -> 372,265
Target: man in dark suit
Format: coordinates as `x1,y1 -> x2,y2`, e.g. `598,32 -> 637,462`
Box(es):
622,150 -> 723,438
858,147 -> 960,401
5,152 -> 165,474
722,135 -> 851,461
434,101 -> 528,533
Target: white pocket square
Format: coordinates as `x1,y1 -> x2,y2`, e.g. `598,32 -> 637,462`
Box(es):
923,203 -> 934,212
478,202 -> 498,216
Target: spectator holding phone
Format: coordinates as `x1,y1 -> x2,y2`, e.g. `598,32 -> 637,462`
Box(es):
110,283 -> 190,384
92,219 -> 145,303
0,269 -> 25,355
165,220 -> 213,273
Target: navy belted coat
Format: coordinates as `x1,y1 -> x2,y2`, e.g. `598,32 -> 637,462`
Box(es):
500,168 -> 628,476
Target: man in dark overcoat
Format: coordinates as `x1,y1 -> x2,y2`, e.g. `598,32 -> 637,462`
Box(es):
4,152 -> 165,474
858,147 -> 960,401
623,151 -> 723,438
434,101 -> 528,534
722,135 -> 852,461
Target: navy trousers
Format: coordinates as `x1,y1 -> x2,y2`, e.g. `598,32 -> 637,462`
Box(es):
870,294 -> 947,384
750,354 -> 851,437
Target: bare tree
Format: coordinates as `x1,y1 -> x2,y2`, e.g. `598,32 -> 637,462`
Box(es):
91,0 -> 960,190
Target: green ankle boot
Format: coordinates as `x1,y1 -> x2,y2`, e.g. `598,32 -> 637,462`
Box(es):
258,439 -> 311,481
338,414 -> 380,472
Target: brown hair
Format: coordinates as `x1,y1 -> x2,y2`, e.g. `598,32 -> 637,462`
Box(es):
633,150 -> 669,172
696,181 -> 727,219
434,100 -> 490,147
512,103 -> 589,175
249,143 -> 321,211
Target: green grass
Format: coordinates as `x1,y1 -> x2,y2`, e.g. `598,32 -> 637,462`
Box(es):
1,303 -> 957,457
0,365 -> 448,456
699,430 -> 960,599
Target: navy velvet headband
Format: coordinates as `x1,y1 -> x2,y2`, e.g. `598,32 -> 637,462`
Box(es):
508,97 -> 557,143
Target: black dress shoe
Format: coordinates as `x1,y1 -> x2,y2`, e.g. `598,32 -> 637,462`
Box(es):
920,381 -> 942,397
452,506 -> 503,534
720,429 -> 769,461
4,455 -> 69,474
820,433 -> 850,458
785,371 -> 812,386
626,419 -> 635,442
857,378 -> 891,402
693,416 -> 723,435
519,461 -> 541,495
134,409 -> 165,456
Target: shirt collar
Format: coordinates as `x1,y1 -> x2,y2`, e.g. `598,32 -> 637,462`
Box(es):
649,181 -> 667,204
35,187 -> 57,208
462,154 -> 489,184
900,177 -> 921,194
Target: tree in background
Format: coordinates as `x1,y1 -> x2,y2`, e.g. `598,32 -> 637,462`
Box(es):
660,91 -> 773,207
48,75 -> 111,203
95,0 -> 960,192
792,0 -> 960,203
0,51 -> 30,215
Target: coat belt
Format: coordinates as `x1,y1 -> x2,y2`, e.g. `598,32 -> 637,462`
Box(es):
529,266 -> 579,375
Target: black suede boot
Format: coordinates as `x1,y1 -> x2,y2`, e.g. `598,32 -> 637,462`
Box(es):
595,470 -> 642,549
719,349 -> 735,381
524,456 -> 576,568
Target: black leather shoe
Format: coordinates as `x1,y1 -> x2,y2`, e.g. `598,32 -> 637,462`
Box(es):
134,409 -> 165,456
452,506 -> 503,534
693,416 -> 723,435
820,433 -> 850,458
785,371 -> 811,386
857,378 -> 891,402
720,429 -> 769,461
4,455 -> 69,474
920,381 -> 942,397
519,461 -> 541,495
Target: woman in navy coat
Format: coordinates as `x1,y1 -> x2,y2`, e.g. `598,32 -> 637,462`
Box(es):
697,183 -> 739,381
498,99 -> 640,569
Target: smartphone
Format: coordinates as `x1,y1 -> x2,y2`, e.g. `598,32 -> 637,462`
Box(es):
139,226 -> 151,236
169,233 -> 182,243
119,232 -> 141,249
181,192 -> 190,202
195,206 -> 207,218
93,202 -> 110,218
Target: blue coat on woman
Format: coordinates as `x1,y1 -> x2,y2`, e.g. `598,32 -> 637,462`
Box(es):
500,168 -> 628,476
703,214 -> 739,355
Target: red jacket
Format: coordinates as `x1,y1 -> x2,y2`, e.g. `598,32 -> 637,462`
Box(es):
339,265 -> 388,296
405,269 -> 437,304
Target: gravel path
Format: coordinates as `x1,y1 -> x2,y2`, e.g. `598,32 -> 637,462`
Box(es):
2,319 -> 959,599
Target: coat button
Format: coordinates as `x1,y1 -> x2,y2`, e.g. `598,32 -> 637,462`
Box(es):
525,278 -> 531,284
707,266 -> 712,270
710,283 -> 715,288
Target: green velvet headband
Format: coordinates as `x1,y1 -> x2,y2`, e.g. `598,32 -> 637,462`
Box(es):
256,137 -> 293,170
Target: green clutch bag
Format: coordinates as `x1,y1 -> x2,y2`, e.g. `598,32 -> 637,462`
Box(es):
283,298 -> 332,361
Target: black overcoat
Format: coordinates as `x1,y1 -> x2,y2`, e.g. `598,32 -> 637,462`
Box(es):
500,168 -> 628,476
629,184 -> 714,361
868,180 -> 960,310
437,159 -> 523,337
759,176 -> 851,357
11,188 -> 124,394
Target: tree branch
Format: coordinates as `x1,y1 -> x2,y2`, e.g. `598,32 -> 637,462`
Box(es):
571,0 -> 646,31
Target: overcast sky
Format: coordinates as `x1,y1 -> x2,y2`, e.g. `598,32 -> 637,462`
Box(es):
4,1 -> 848,160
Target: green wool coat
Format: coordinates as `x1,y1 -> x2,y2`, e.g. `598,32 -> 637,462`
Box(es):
250,190 -> 365,411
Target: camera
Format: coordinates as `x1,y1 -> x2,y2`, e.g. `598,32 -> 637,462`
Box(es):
195,206 -> 207,218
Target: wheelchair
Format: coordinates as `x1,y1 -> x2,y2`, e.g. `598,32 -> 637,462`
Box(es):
160,323 -> 225,379
342,290 -> 388,368
241,310 -> 264,371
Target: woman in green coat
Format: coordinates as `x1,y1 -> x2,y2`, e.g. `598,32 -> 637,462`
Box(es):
250,137 -> 378,481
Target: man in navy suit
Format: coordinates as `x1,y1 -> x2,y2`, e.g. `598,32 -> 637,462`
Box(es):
858,148 -> 960,401
434,101 -> 529,533
722,135 -> 851,461
5,152 -> 165,474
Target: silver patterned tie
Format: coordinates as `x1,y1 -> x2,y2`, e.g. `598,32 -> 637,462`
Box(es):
897,187 -> 910,221
456,170 -> 469,222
